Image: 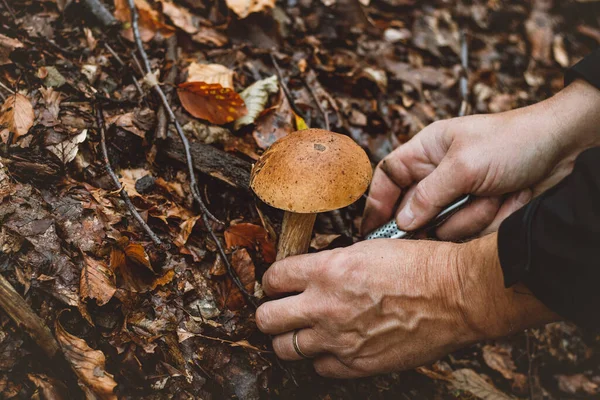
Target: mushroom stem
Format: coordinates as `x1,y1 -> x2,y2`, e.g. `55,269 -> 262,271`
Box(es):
276,212 -> 317,260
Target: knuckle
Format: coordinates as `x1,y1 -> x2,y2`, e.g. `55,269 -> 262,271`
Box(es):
271,336 -> 287,359
255,305 -> 272,333
313,360 -> 334,378
451,154 -> 478,184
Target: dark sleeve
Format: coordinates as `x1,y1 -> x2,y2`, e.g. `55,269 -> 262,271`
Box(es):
564,47 -> 600,89
498,148 -> 600,331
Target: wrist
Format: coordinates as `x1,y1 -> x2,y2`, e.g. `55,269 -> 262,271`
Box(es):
454,234 -> 559,341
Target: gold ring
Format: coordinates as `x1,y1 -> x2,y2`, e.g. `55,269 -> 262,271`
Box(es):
292,329 -> 311,359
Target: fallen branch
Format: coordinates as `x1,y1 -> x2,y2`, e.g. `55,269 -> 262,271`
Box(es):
95,105 -> 166,248
125,0 -> 256,307
0,271 -> 60,358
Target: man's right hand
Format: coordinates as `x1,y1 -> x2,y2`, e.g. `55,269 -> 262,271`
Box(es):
362,79 -> 600,240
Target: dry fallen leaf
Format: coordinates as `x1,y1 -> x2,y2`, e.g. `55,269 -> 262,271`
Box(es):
220,248 -> 256,310
525,3 -> 554,65
225,0 -> 275,19
553,34 -> 569,68
110,238 -> 174,292
234,75 -> 279,130
451,369 -> 515,400
27,373 -> 68,400
556,374 -> 598,395
482,344 -> 517,380
46,129 -> 88,164
55,320 -> 117,400
0,34 -> 23,65
310,234 -> 341,250
80,256 -> 117,306
187,62 -> 235,89
177,82 -> 247,125
114,0 -> 175,42
160,0 -> 197,34
225,223 -> 276,263
0,93 -> 35,145
191,26 -> 229,47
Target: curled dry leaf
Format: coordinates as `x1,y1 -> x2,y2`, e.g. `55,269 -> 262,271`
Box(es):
253,94 -> 294,149
110,238 -> 174,292
177,82 -> 247,125
556,374 -> 598,395
0,93 -> 35,145
27,374 -> 68,400
114,0 -> 175,42
482,344 -> 517,380
226,0 -> 275,19
234,75 -> 279,130
80,256 -> 116,306
160,0 -> 197,34
55,321 -> 117,400
225,222 -> 276,263
46,129 -> 88,164
220,248 -> 256,310
191,26 -> 229,47
310,233 -> 341,250
0,34 -> 23,65
451,369 -> 515,400
187,62 -> 235,89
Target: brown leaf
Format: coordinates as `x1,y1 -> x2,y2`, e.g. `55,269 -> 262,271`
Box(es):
225,0 -> 275,19
225,223 -> 276,263
80,256 -> 116,306
177,82 -> 247,125
110,238 -> 173,292
191,26 -> 229,47
310,234 -> 341,250
160,0 -> 197,34
221,248 -> 256,310
0,34 -> 23,65
186,63 -> 234,89
55,321 -> 117,400
252,93 -> 294,149
174,215 -> 201,247
0,93 -> 35,145
114,0 -> 175,42
556,374 -> 598,395
451,369 -> 515,400
525,4 -> 554,65
482,344 -> 517,380
27,374 -> 68,400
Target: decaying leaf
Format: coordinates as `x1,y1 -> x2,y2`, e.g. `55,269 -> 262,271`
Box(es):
220,248 -> 256,310
177,82 -> 247,125
110,238 -> 174,292
310,234 -> 341,250
114,0 -> 175,42
451,369 -> 515,400
27,374 -> 68,400
252,92 -> 294,149
0,93 -> 35,145
106,109 -> 155,138
174,215 -> 202,247
160,0 -> 197,34
234,75 -> 278,129
187,62 -> 235,89
191,26 -> 229,47
80,256 -> 116,306
525,2 -> 554,65
226,0 -> 275,19
55,321 -> 117,400
482,344 -> 517,381
46,129 -> 88,164
0,34 -> 23,65
556,374 -> 598,395
225,223 -> 276,263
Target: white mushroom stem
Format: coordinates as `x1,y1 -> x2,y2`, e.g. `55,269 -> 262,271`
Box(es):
277,212 -> 317,260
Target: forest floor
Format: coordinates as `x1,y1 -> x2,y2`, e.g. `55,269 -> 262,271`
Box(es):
0,0 -> 599,399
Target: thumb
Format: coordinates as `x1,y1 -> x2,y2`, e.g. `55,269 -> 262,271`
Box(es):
396,158 -> 469,230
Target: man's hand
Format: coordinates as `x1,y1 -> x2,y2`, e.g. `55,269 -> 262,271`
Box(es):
256,234 -> 557,378
362,79 -> 600,240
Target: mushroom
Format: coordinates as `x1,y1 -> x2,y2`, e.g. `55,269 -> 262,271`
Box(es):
250,129 -> 372,260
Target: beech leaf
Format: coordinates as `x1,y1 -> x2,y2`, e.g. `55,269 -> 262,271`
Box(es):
225,0 -> 275,19
55,321 -> 117,400
80,256 -> 116,306
234,75 -> 278,129
187,62 -> 235,89
451,369 -> 515,400
225,223 -> 276,263
46,129 -> 88,164
177,82 -> 247,125
0,93 -> 35,145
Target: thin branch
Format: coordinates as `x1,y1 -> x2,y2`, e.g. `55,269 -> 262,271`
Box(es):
302,75 -> 330,131
95,105 -> 166,248
270,53 -> 308,121
104,43 -> 145,100
0,271 -> 60,358
0,81 -> 15,95
125,0 -> 256,306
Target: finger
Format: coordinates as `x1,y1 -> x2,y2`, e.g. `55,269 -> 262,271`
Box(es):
262,253 -> 319,297
362,137 -> 439,235
272,329 -> 326,361
395,157 -> 470,230
435,196 -> 501,241
256,294 -> 311,335
313,355 -> 362,379
480,189 -> 532,236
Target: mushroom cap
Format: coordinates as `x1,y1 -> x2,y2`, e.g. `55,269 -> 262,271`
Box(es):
250,129 -> 373,213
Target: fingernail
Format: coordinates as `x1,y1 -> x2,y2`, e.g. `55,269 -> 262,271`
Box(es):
516,189 -> 532,206
396,203 -> 415,229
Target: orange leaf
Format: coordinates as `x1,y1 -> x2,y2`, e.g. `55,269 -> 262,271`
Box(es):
80,256 -> 116,306
0,93 -> 34,145
220,248 -> 256,310
114,0 -> 175,42
225,223 -> 275,263
177,82 -> 247,125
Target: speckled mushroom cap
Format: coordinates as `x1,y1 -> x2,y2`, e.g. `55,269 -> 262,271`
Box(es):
250,129 -> 373,213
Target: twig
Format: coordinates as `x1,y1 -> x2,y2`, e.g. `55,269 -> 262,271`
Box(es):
458,31 -> 470,118
0,0 -> 17,23
0,81 -> 15,95
302,75 -> 330,131
270,53 -> 308,121
125,0 -> 256,307
95,105 -> 166,248
104,43 -> 145,100
80,0 -> 119,28
156,36 -> 178,140
0,271 -> 60,358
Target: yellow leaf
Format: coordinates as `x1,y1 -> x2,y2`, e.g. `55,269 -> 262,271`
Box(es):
225,0 -> 275,19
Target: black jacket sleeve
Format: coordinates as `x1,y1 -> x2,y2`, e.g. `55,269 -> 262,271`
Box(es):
497,48 -> 600,331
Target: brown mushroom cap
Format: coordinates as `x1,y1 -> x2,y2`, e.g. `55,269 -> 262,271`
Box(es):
250,129 -> 373,213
